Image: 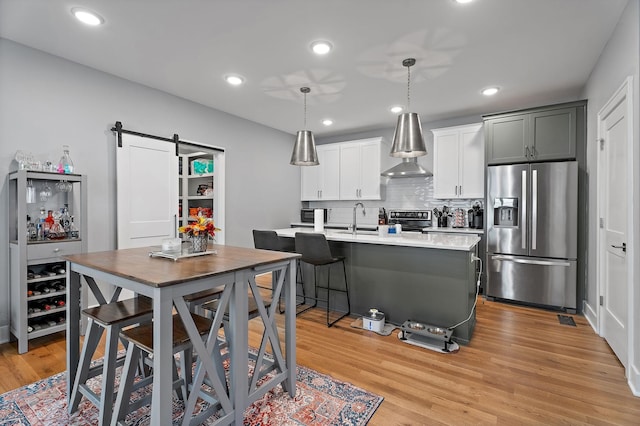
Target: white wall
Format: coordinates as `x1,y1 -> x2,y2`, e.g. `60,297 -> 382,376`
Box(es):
580,0 -> 640,394
0,38 -> 301,343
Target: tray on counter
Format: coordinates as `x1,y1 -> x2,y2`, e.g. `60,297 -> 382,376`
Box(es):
148,249 -> 217,261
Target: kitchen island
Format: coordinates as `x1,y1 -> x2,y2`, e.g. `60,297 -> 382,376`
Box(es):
276,228 -> 480,344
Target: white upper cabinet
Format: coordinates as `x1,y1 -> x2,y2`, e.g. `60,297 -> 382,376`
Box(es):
339,137 -> 385,200
300,137 -> 387,201
432,123 -> 484,199
300,144 -> 340,200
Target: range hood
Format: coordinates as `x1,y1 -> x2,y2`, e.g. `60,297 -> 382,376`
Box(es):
381,157 -> 432,178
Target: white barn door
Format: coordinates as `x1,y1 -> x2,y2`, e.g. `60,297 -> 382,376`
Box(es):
117,134 -> 178,249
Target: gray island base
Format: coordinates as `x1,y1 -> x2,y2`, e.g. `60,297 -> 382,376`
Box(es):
276,228 -> 480,344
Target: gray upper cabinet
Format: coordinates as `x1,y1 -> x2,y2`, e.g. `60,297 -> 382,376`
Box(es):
530,107 -> 576,161
485,114 -> 528,164
484,101 -> 584,165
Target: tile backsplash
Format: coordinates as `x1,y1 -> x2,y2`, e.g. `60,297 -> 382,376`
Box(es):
306,176 -> 484,226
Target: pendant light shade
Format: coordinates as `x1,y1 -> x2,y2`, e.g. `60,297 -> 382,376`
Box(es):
290,130 -> 318,165
389,58 -> 427,158
390,112 -> 427,157
290,87 -> 319,166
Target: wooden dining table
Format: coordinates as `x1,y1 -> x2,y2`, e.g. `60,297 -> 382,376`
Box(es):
65,244 -> 299,425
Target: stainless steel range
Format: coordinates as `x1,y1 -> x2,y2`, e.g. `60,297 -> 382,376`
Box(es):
387,210 -> 432,232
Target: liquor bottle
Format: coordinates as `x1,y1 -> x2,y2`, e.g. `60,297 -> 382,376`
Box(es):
27,215 -> 37,241
44,210 -> 54,238
61,205 -> 71,236
57,145 -> 74,174
69,216 -> 79,239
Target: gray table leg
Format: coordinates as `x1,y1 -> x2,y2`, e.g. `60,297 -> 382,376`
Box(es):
151,288 -> 174,425
66,263 -> 81,400
230,270 -> 249,425
285,259 -> 297,396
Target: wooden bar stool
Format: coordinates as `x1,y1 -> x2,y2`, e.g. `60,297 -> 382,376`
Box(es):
68,297 -> 153,426
183,286 -> 224,317
111,312 -> 213,426
295,232 -> 350,327
198,288 -> 274,391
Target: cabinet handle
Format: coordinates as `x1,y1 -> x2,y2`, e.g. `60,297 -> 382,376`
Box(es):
532,146 -> 537,158
459,185 -> 462,196
53,248 -> 60,253
525,145 -> 531,159
455,186 -> 458,196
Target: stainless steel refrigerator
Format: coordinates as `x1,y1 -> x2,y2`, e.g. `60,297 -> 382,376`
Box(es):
486,161 -> 578,312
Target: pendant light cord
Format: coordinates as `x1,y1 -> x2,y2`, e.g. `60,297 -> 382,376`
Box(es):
407,64 -> 411,110
303,91 -> 307,129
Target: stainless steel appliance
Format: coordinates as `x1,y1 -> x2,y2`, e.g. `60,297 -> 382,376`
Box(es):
300,208 -> 326,223
387,210 -> 432,231
486,161 -> 578,312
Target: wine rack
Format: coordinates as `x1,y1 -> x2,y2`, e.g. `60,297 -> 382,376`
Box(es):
8,170 -> 88,353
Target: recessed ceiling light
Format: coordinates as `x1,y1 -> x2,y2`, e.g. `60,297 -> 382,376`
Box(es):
482,87 -> 500,96
71,8 -> 104,26
224,75 -> 245,86
322,119 -> 334,126
390,106 -> 404,114
310,40 -> 333,55
455,0 -> 474,4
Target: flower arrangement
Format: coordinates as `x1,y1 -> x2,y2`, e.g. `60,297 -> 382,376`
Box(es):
178,215 -> 220,238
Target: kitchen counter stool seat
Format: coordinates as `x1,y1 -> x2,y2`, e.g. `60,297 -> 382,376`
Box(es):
111,312 -> 213,426
68,297 -> 154,426
295,232 -> 350,327
253,229 -> 304,313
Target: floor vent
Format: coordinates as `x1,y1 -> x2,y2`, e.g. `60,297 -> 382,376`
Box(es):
558,314 -> 576,327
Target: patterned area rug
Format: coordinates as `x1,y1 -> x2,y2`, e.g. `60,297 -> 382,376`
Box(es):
0,360 -> 382,425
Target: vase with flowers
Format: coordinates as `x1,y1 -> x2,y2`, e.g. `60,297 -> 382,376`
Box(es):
178,215 -> 221,253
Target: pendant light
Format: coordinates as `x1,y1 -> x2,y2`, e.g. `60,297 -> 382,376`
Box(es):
290,87 -> 319,166
389,58 -> 427,158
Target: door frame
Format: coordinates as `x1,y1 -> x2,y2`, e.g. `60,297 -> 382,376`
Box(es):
596,76 -> 635,387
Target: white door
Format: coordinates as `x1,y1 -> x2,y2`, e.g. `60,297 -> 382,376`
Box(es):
117,134 -> 178,249
598,77 -> 632,368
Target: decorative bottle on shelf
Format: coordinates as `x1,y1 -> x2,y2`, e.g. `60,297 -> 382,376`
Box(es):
69,216 -> 79,239
61,205 -> 71,236
57,145 -> 74,174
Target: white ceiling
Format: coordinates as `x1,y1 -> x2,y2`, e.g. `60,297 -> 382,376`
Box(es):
0,0 -> 629,137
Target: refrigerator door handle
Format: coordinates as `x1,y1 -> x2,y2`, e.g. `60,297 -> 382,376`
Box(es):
521,169 -> 527,250
491,255 -> 571,267
532,169 -> 537,250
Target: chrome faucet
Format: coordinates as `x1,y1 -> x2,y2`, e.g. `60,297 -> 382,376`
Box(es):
352,202 -> 366,235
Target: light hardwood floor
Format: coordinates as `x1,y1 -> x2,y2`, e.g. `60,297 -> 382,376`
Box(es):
2,295 -> 639,425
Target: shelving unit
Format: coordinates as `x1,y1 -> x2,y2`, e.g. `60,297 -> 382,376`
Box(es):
8,170 -> 87,353
179,151 -> 217,226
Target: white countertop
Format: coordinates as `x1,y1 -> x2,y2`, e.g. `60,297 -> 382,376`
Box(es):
276,228 -> 480,251
421,227 -> 484,235
291,222 -> 484,234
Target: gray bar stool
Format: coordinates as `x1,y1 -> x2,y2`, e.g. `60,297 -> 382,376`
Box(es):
253,229 -> 304,313
294,232 -> 350,327
68,297 -> 153,426
111,312 -> 213,425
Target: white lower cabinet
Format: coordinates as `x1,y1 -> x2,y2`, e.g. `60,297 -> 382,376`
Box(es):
432,123 -> 484,199
300,144 -> 340,200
